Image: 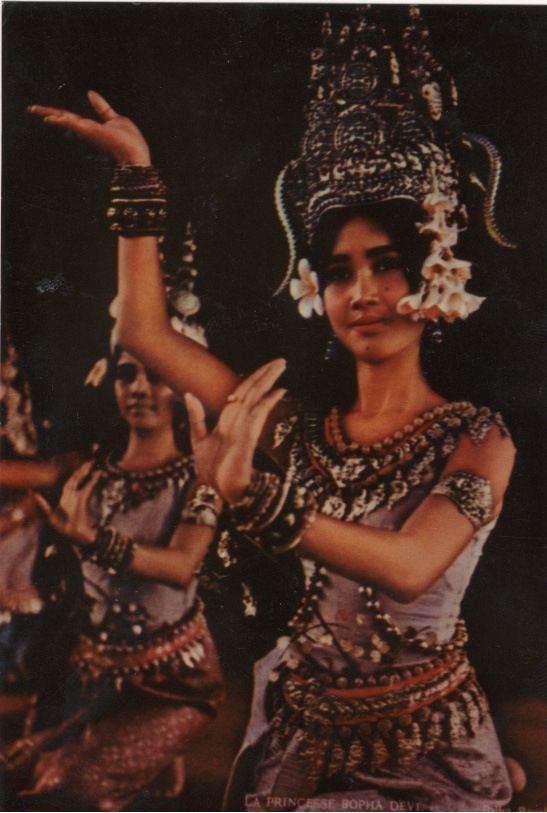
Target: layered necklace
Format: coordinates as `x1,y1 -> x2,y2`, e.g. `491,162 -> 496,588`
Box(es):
297,401 -> 506,510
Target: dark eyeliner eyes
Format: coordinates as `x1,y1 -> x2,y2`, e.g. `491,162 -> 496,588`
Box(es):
323,265 -> 352,285
372,256 -> 404,274
115,363 -> 161,385
324,255 -> 404,285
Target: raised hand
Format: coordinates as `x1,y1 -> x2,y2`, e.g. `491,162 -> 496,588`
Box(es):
185,358 -> 287,504
28,90 -> 151,165
33,466 -> 100,547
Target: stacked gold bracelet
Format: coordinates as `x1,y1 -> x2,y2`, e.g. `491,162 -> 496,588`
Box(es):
82,527 -> 136,575
230,470 -> 317,554
107,165 -> 167,236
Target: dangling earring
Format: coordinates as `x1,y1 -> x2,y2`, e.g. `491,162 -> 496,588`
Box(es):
431,323 -> 443,344
324,334 -> 338,362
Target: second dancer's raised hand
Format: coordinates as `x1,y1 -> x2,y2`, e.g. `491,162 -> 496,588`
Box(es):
185,358 -> 287,504
33,466 -> 101,548
28,90 -> 151,165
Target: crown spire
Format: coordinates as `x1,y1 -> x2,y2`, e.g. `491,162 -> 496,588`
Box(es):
401,5 -> 456,122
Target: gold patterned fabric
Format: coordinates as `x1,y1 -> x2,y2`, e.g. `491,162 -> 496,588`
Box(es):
265,643 -> 488,784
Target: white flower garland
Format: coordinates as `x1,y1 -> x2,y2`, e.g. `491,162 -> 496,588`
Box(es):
397,187 -> 485,323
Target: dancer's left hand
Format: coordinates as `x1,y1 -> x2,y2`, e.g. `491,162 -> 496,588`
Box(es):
185,358 -> 286,503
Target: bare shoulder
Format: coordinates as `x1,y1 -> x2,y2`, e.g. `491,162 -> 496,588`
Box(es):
442,416 -> 516,514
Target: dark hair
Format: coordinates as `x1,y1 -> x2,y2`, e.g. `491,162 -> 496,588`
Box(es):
89,346 -> 189,463
310,200 -> 431,295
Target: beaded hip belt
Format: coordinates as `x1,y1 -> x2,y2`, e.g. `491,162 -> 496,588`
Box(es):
73,599 -> 207,687
267,649 -> 488,781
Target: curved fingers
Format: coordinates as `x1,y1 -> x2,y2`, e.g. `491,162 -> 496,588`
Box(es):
246,387 -> 288,442
28,104 -> 69,117
28,104 -> 119,148
227,358 -> 285,403
29,106 -> 98,134
217,361 -> 286,438
220,388 -> 287,457
34,492 -> 86,541
87,89 -> 118,121
242,360 -> 286,409
33,492 -> 55,522
230,358 -> 286,406
37,110 -> 102,138
184,392 -> 208,444
29,91 -> 119,125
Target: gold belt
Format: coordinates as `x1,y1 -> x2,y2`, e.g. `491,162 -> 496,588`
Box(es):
283,650 -> 472,723
73,599 -> 207,685
268,651 -> 489,778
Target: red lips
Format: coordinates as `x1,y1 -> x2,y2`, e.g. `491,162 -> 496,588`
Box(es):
127,402 -> 156,412
348,316 -> 388,328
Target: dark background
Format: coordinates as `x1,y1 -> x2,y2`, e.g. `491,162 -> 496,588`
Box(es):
2,3 -> 546,700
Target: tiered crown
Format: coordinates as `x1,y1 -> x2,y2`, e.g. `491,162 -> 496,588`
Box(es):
282,6 -> 461,246
276,6 -> 516,322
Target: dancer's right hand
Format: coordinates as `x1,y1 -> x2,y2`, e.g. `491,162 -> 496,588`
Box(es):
34,492 -> 96,547
28,90 -> 151,165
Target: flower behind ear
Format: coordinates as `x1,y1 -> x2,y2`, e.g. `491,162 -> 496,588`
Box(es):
290,259 -> 324,319
84,357 -> 108,388
397,184 -> 485,323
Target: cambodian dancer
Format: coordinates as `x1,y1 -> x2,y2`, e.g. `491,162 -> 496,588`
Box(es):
3,298 -> 224,811
26,8 -> 522,810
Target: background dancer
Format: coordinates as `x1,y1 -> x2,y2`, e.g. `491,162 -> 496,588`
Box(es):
2,253 -> 225,810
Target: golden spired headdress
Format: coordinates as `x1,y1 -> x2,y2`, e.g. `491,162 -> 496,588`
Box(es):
275,6 -> 516,322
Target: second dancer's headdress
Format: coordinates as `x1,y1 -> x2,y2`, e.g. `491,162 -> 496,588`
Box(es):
275,6 -> 516,322
85,222 -> 207,386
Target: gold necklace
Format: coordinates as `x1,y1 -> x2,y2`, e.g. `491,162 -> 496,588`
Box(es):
328,401 -> 473,455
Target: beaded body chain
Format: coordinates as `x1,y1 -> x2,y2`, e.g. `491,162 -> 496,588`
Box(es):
274,401 -> 508,671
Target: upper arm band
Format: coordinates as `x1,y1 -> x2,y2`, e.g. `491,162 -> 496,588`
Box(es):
431,471 -> 493,530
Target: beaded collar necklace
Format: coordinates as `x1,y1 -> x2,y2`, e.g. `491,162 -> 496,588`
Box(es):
326,401 -> 474,457
102,453 -> 192,481
291,401 -> 507,521
300,402 -> 478,493
94,453 -> 194,524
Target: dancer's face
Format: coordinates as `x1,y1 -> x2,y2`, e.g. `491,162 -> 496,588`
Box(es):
114,351 -> 176,433
322,216 -> 424,363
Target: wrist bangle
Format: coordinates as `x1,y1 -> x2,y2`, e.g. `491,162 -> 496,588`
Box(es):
229,471 -> 316,555
180,484 -> 221,529
107,165 -> 167,237
229,471 -> 282,531
82,527 -> 136,575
